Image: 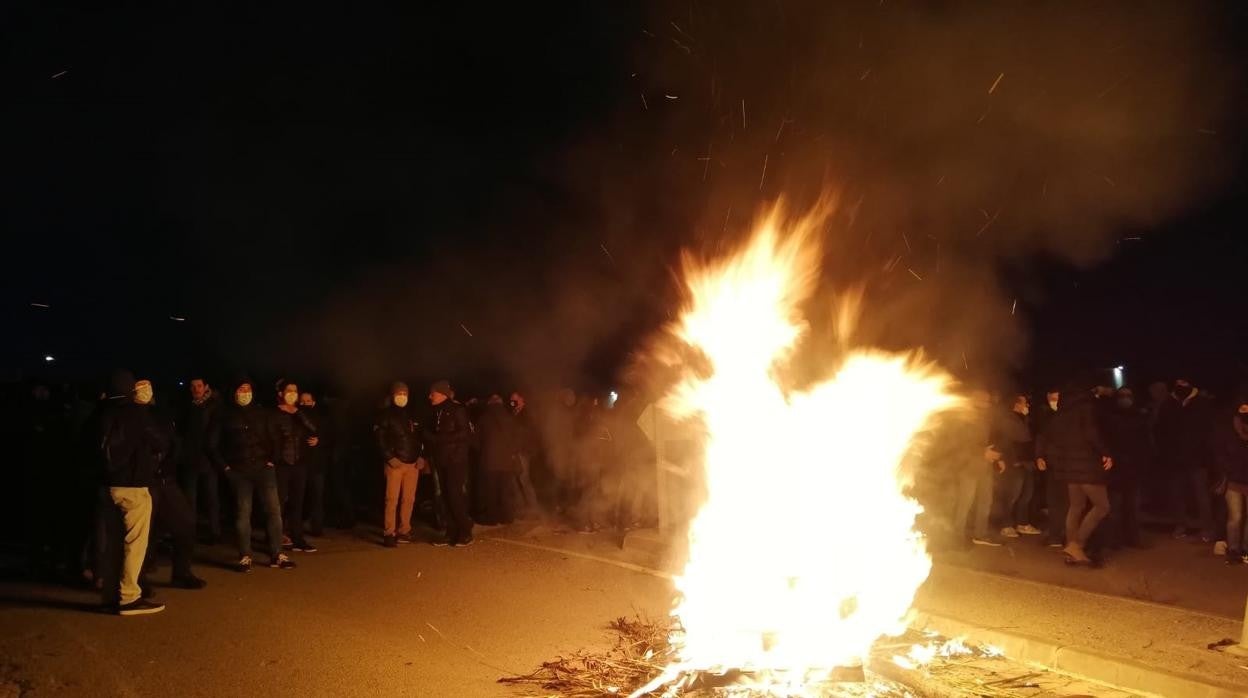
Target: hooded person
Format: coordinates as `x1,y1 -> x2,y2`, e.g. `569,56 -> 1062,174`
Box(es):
1213,399 -> 1248,564
1036,384 -> 1113,565
1155,378 -> 1217,541
425,380 -> 474,546
95,370 -> 170,615
179,374 -> 222,543
374,381 -> 425,547
475,395 -> 520,526
1101,387 -> 1153,549
209,375 -> 295,572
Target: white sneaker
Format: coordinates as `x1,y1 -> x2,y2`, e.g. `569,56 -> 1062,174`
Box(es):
1000,527 -> 1020,538
1214,540 -> 1228,556
1016,524 -> 1042,535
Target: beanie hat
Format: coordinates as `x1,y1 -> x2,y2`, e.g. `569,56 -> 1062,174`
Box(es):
391,381 -> 410,395
430,379 -> 452,398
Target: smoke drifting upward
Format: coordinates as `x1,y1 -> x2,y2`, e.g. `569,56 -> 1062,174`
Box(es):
619,0 -> 1242,385
266,1 -> 1240,394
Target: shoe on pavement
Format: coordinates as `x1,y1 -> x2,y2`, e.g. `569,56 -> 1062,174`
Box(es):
1000,527 -> 1020,538
397,534 -> 412,545
1016,524 -> 1042,535
1214,540 -> 1228,556
270,553 -> 297,570
971,537 -> 1003,547
117,598 -> 166,616
431,538 -> 450,547
383,535 -> 398,548
236,555 -> 253,573
171,575 -> 208,590
281,535 -> 294,550
292,542 -> 318,553
455,536 -> 475,547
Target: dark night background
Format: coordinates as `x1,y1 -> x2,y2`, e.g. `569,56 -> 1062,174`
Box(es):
3,1 -> 1246,399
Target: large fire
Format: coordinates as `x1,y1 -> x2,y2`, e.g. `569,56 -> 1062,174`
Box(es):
640,203 -> 961,695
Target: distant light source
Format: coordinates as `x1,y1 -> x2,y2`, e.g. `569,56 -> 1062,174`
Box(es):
169,315 -> 187,322
44,355 -> 55,362
1112,365 -> 1125,389
607,390 -> 619,408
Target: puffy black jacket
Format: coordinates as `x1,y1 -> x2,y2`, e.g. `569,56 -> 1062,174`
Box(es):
375,406 -> 423,464
479,403 -> 519,473
1214,413 -> 1248,486
1102,405 -> 1153,482
180,393 -> 220,474
99,400 -> 174,488
1036,392 -> 1110,485
209,403 -> 277,474
272,407 -> 316,467
427,400 -> 471,467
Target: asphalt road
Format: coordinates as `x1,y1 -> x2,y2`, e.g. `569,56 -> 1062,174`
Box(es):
0,530 -> 671,697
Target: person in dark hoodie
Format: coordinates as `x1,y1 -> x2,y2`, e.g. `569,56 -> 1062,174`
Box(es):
210,377 -> 295,572
1036,385 -> 1113,565
426,380 -> 473,547
375,381 -> 424,547
994,393 -> 1041,538
1213,399 -> 1248,565
298,390 -> 330,537
273,380 -> 318,554
1156,378 -> 1217,541
476,394 -> 519,526
144,381 -> 207,591
179,376 -> 222,543
1101,387 -> 1153,549
96,371 -> 168,615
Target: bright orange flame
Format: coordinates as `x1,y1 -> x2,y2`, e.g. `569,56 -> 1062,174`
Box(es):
644,201 -> 961,694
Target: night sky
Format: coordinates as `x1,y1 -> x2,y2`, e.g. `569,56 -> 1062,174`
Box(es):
4,2 -> 1246,398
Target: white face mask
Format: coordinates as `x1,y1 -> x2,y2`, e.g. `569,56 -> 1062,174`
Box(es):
1019,405 -> 1030,416
1048,400 -> 1059,411
393,394 -> 409,408
236,390 -> 253,407
283,392 -> 298,406
134,381 -> 154,405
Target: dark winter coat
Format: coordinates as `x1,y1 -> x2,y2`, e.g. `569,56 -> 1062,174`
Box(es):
1213,413 -> 1248,487
209,403 -> 277,474
300,407 -> 330,473
99,400 -> 174,488
1156,392 -> 1215,471
272,407 -> 317,467
375,405 -> 423,464
995,409 -> 1033,464
427,400 -> 471,468
180,392 -> 220,475
479,403 -> 519,473
1101,405 -> 1153,484
1036,392 -> 1110,485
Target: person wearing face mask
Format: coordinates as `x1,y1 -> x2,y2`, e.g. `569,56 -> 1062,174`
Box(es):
209,377 -> 294,572
1033,388 -> 1067,548
993,394 -> 1040,538
374,382 -> 425,547
1156,378 -> 1217,541
1101,387 -> 1152,549
1035,384 -> 1114,565
298,391 -> 330,537
426,380 -> 474,546
1213,400 -> 1248,564
273,380 -> 318,554
95,371 -> 170,615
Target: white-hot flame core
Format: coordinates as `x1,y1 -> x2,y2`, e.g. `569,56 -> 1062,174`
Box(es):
658,205 -> 960,691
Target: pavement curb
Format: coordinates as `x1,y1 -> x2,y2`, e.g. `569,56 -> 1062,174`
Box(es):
913,610 -> 1248,698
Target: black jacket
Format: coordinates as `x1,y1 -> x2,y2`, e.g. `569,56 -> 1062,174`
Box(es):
995,409 -> 1033,464
1156,392 -> 1214,471
1213,413 -> 1248,486
99,400 -> 174,488
1102,405 -> 1153,483
427,400 -> 471,467
180,393 -> 220,474
209,403 -> 277,474
300,407 -> 330,473
272,407 -> 317,467
479,403 -> 519,473
375,405 -> 423,464
1036,392 -> 1110,485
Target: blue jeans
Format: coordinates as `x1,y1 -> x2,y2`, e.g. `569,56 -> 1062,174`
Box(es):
226,467 -> 283,559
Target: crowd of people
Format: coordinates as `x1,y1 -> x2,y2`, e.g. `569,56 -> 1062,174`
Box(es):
9,366 -> 1248,616
938,377 -> 1248,568
6,371 -> 654,616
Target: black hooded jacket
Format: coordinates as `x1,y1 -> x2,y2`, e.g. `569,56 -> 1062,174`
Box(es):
272,407 -> 317,466
426,400 -> 471,467
180,391 -> 220,474
1036,391 -> 1110,485
99,399 -> 174,488
210,401 -> 278,474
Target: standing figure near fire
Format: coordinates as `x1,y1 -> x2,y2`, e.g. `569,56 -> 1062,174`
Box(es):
273,380 -> 318,554
1101,387 -> 1152,549
946,389 -> 1004,548
1156,378 -> 1217,541
375,382 -> 424,547
179,376 -> 222,544
210,377 -> 295,572
1036,386 -> 1113,565
1213,399 -> 1248,565
995,393 -> 1040,538
426,380 -> 474,547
